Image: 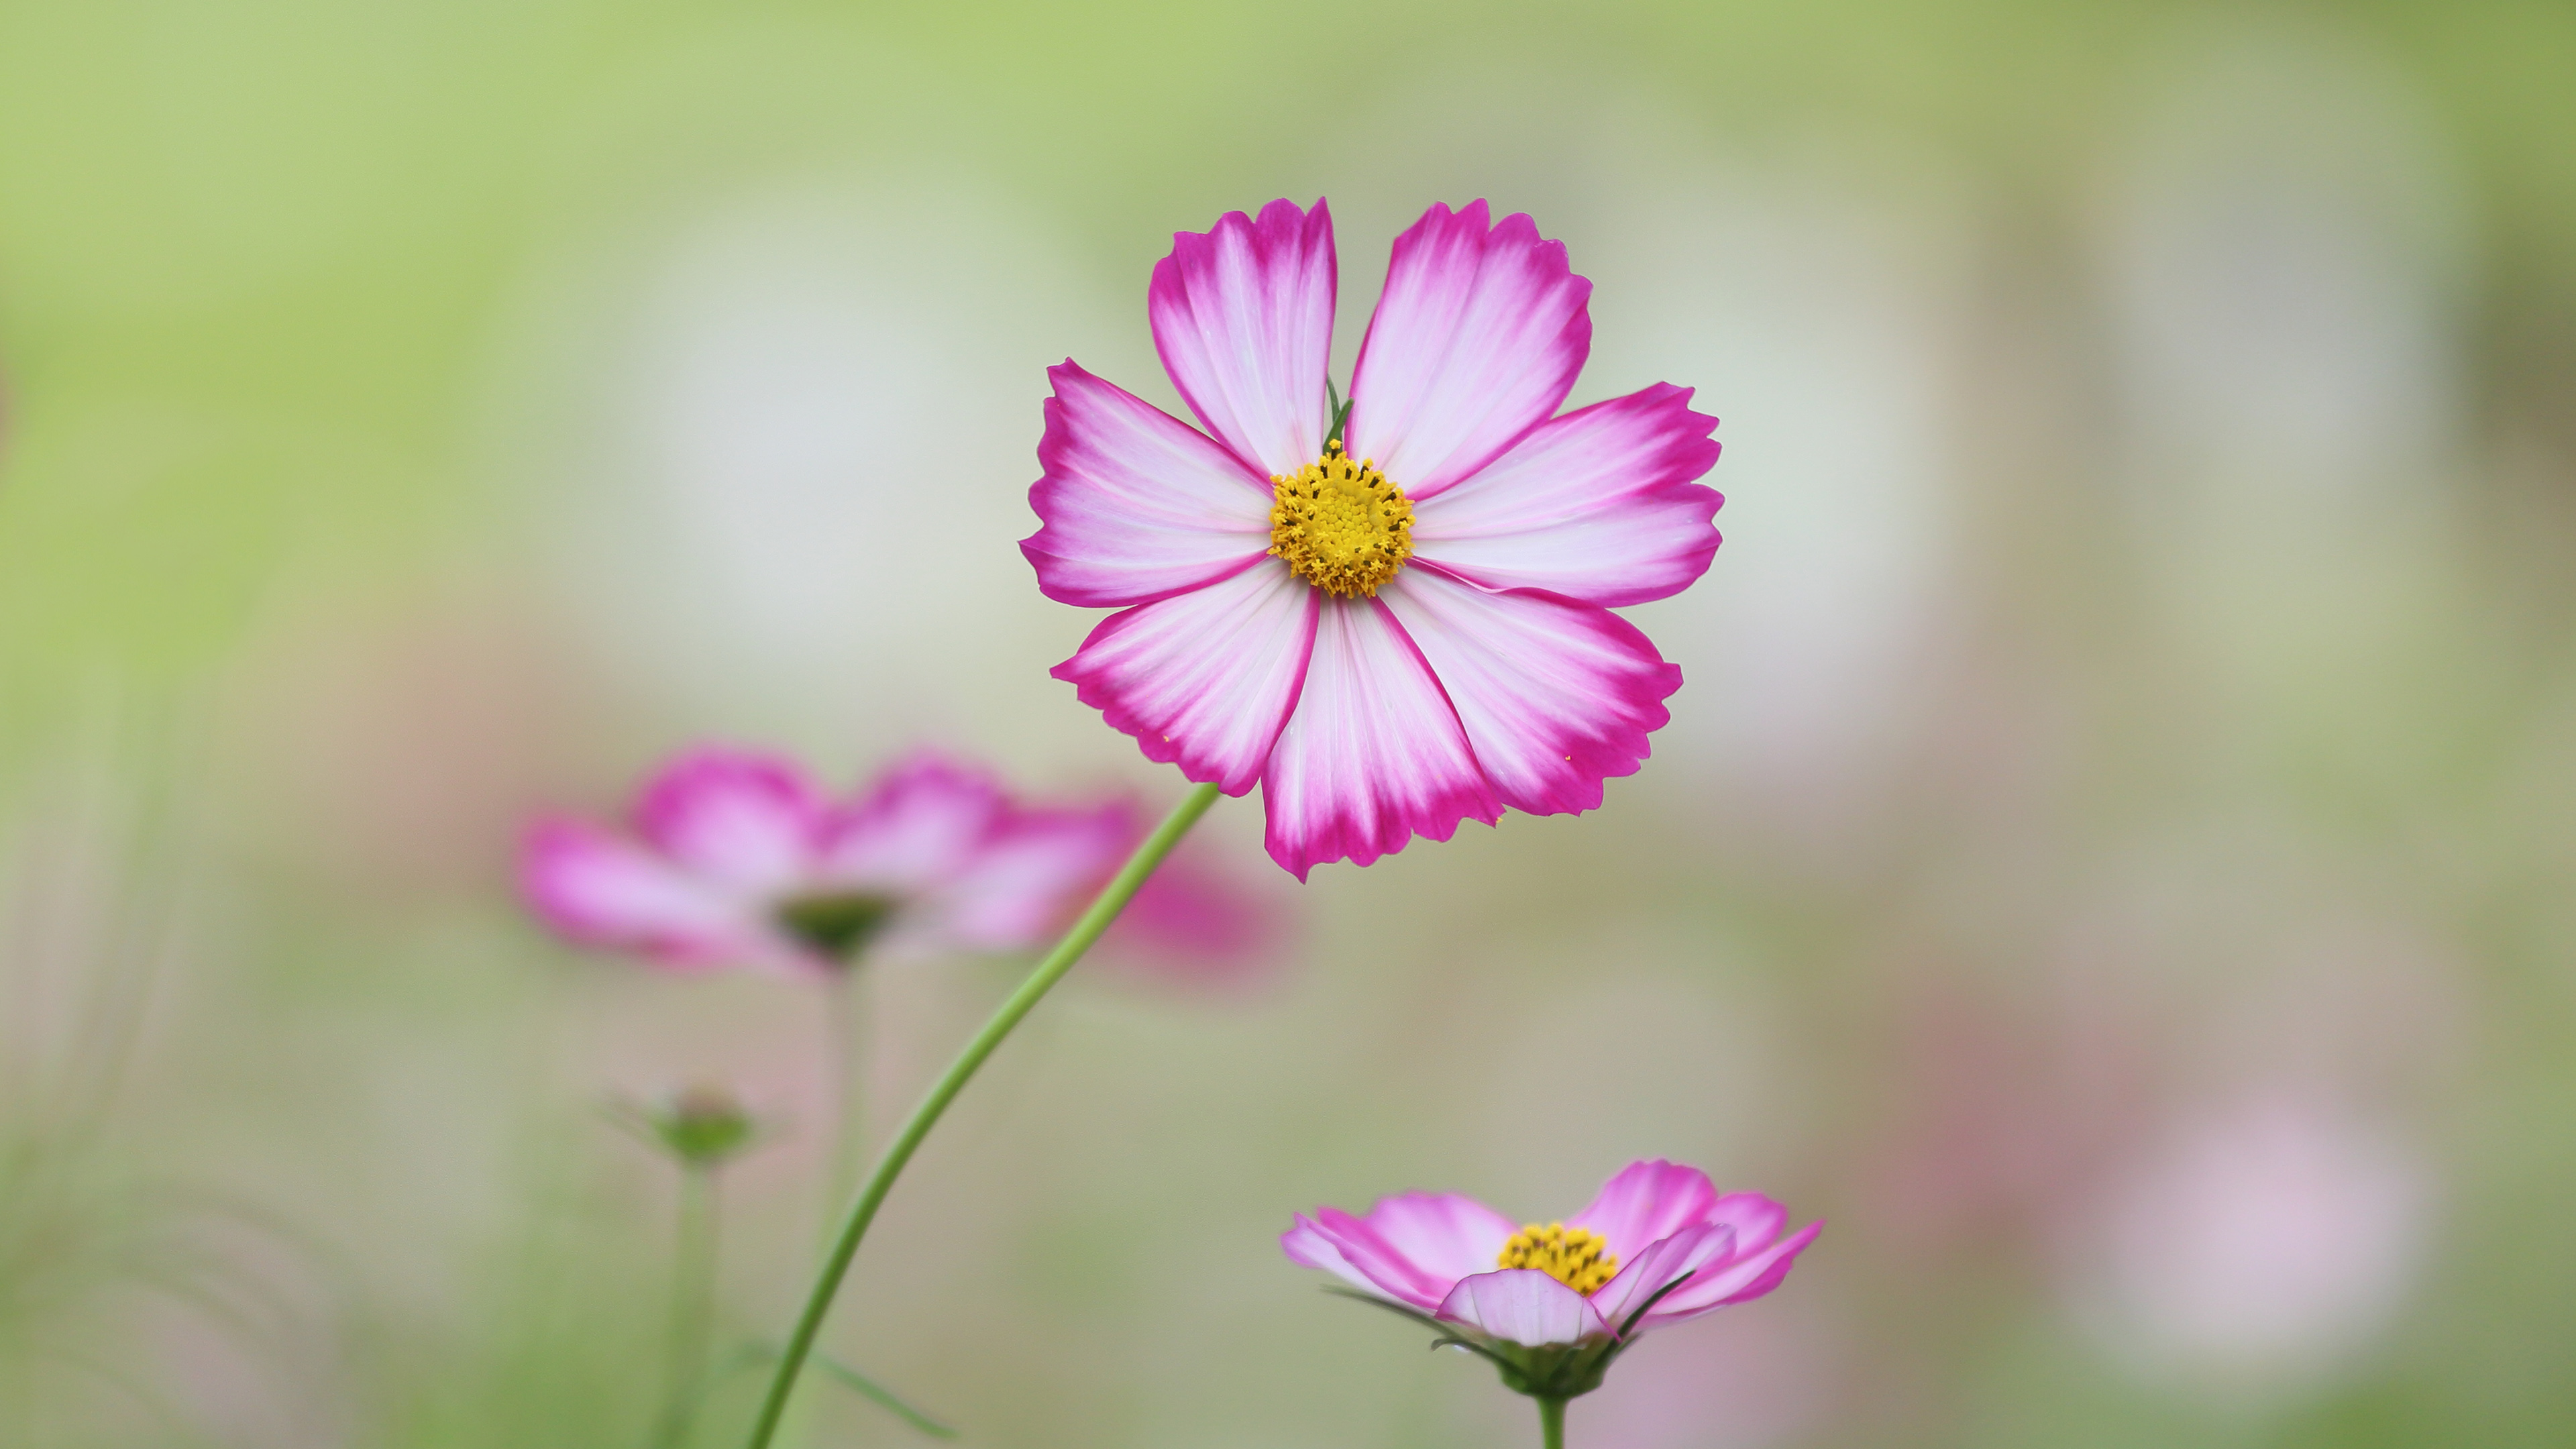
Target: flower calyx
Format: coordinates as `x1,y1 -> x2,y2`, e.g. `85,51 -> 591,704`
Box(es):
614,1083 -> 763,1169
775,890 -> 900,963
1320,1266 -> 1700,1403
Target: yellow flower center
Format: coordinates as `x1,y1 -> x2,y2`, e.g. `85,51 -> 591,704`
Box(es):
1497,1222 -> 1619,1297
1268,443 -> 1413,597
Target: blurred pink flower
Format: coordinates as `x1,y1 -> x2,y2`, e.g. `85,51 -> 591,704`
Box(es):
2065,1090 -> 2432,1394
1284,1160 -> 1817,1399
521,747 -> 1131,975
1091,841 -> 1293,991
1022,197 -> 1723,879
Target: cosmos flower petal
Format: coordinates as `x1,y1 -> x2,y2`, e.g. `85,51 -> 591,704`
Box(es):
1297,1208 -> 1456,1309
821,753 -> 1010,894
1150,197 -> 1336,477
1257,596 -> 1501,879
1586,1222 -> 1737,1332
633,748 -> 827,894
1344,201 -> 1591,499
1410,383 -> 1723,606
1350,1192 -> 1521,1290
1650,1220 -> 1824,1320
1376,570 -> 1679,818
1567,1159 -> 1724,1264
1281,1214 -> 1395,1300
1055,559 -> 1320,796
925,802 -> 1136,953
1701,1191 -> 1791,1252
519,818 -> 787,972
1436,1269 -> 1612,1347
1022,361 -> 1277,608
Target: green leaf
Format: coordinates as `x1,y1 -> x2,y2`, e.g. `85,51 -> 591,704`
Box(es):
731,1341 -> 960,1439
1322,1284 -> 1452,1334
810,1352 -> 961,1440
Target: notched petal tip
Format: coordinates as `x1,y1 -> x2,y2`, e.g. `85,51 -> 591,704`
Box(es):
1346,197 -> 1594,499
1024,360 -> 1275,608
1150,197 -> 1338,478
1406,381 -> 1723,607
1256,598 -> 1500,880
1054,561 -> 1319,798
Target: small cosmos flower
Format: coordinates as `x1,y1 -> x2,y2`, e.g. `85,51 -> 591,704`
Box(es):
1283,1160 -> 1818,1401
1022,198 -> 1723,879
521,747 -> 1137,975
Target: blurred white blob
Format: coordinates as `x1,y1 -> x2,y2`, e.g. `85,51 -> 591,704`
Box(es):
543,171 -> 1124,747
2068,1090 -> 2432,1397
2104,19 -> 2469,502
1582,152 -> 1963,833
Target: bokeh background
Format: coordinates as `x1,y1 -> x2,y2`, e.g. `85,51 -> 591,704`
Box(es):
6,1 -> 2576,1446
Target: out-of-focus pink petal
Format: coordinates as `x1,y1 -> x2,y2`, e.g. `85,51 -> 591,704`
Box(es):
1282,1214 -> 1388,1299
924,802 -> 1136,953
1345,201 -> 1591,500
1410,383 -> 1722,606
1352,1193 -> 1520,1292
1097,839 -> 1291,989
1377,570 -> 1678,818
1648,1220 -> 1823,1321
1054,560 -> 1319,797
1297,1208 -> 1456,1309
1257,596 -> 1500,879
1150,197 -> 1336,477
520,818 -> 784,971
1568,1160 -> 1724,1264
1436,1269 -> 1611,1347
633,748 -> 826,894
821,753 -> 1008,894
1587,1222 -> 1736,1333
1700,1192 -> 1791,1254
1021,361 -> 1275,608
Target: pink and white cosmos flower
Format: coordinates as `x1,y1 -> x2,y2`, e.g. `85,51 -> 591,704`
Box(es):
521,747 -> 1134,975
1022,199 -> 1723,879
1283,1160 -> 1817,1398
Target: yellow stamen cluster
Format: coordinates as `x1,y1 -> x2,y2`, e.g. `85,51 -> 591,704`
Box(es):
1268,443 -> 1413,597
1497,1222 -> 1619,1297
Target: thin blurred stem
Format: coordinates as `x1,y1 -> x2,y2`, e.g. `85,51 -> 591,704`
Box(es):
823,968 -> 867,1241
654,1163 -> 720,1448
1537,1397 -> 1566,1449
739,781 -> 1224,1449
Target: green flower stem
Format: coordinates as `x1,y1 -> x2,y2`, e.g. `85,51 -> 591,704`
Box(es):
740,780 -> 1224,1449
823,968 -> 867,1238
1538,1397 -> 1566,1449
653,1161 -> 720,1448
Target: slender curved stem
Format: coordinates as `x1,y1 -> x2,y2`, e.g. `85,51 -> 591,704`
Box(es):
739,781 -> 1224,1449
1537,1397 -> 1566,1449
653,1163 -> 719,1448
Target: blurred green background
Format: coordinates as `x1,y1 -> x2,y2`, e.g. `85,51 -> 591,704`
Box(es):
5,1 -> 2576,1445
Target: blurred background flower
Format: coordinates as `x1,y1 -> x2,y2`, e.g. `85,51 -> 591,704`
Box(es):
4,2 -> 2575,1447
